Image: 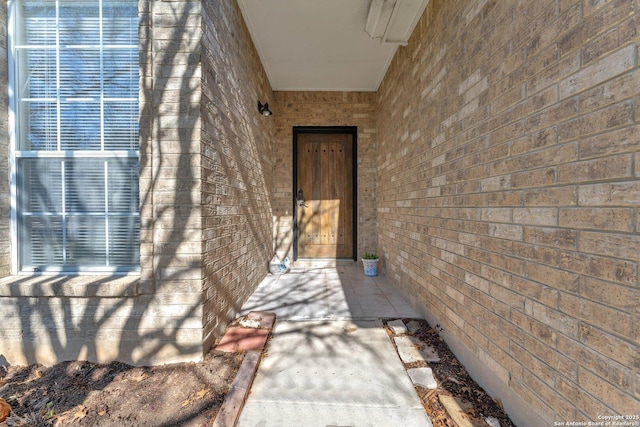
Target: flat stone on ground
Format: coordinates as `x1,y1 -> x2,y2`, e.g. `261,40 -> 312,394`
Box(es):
418,342 -> 441,362
394,336 -> 423,363
407,367 -> 437,389
394,336 -> 441,363
486,416 -> 501,427
387,319 -> 408,334
215,327 -> 269,352
406,320 -> 422,334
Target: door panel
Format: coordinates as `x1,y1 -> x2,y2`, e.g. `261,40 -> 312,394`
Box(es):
297,133 -> 353,258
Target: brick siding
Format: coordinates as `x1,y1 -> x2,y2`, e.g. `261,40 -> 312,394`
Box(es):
272,92 -> 378,261
0,0 -> 208,366
200,0 -> 274,350
0,1 -> 8,276
377,0 -> 639,424
0,0 -> 274,366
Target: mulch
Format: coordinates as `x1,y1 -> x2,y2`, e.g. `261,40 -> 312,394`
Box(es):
386,318 -> 517,427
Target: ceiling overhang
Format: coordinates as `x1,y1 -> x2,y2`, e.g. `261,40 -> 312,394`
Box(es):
237,0 -> 429,92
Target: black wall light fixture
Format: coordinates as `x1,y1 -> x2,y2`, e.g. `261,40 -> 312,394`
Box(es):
258,101 -> 272,116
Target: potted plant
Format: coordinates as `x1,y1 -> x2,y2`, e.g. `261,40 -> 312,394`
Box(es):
362,251 -> 379,276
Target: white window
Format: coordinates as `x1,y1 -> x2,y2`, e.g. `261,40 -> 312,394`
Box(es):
9,0 -> 140,273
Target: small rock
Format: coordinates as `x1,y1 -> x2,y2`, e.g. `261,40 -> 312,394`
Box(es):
238,318 -> 261,329
445,376 -> 461,385
406,320 -> 422,334
486,416 -> 501,427
394,335 -> 440,363
387,319 -> 408,334
418,343 -> 441,362
247,311 -> 276,329
394,335 -> 424,364
407,367 -> 437,389
0,397 -> 11,423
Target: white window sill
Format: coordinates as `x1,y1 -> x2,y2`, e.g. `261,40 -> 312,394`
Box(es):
0,274 -> 147,298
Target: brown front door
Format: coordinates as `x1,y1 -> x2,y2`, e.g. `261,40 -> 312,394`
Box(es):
296,133 -> 353,258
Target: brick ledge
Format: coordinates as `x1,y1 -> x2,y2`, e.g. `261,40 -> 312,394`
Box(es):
0,274 -> 144,298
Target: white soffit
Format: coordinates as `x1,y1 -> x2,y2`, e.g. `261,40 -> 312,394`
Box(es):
237,0 -> 427,92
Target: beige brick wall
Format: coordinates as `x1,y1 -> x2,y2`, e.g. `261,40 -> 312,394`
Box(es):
0,1 -> 8,276
142,0 -> 205,364
0,0 -> 275,366
377,0 -> 639,424
200,0 -> 274,349
0,0 -> 210,366
272,92 -> 377,261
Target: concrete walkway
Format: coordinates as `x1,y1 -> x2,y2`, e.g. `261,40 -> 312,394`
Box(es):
237,265 -> 433,427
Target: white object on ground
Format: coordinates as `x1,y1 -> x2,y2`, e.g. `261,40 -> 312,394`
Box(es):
407,367 -> 438,389
394,335 -> 441,363
387,319 -> 408,334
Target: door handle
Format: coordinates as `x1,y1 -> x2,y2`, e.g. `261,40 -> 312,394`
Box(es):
297,189 -> 307,207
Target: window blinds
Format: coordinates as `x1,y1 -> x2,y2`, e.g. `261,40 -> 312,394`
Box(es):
14,0 -> 139,272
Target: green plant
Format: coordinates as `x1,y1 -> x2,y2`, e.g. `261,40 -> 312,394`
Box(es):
45,401 -> 55,418
362,252 -> 378,260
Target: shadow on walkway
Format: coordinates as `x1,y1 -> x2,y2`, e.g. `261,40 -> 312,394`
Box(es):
236,266 -> 433,427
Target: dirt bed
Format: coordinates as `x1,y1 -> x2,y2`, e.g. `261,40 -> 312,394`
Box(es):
0,351 -> 242,427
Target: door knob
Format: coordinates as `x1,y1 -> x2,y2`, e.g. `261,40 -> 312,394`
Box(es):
297,189 -> 307,207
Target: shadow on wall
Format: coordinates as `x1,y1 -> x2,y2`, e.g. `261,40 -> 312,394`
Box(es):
5,275 -> 201,365
198,0 -> 275,344
4,0 -> 275,372
3,3 -> 202,368
273,214 -> 294,261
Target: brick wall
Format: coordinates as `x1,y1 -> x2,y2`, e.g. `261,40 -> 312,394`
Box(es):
0,0 -> 274,366
142,0 -> 205,363
377,0 -> 639,424
200,0 -> 274,349
0,2 -> 8,275
272,92 -> 377,261
0,0 -> 209,366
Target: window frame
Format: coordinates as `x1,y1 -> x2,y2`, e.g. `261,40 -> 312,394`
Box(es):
7,0 -> 141,275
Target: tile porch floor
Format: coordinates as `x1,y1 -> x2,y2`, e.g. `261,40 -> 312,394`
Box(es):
238,263 -> 419,320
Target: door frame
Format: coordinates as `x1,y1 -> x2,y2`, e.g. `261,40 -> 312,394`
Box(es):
292,126 -> 358,261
